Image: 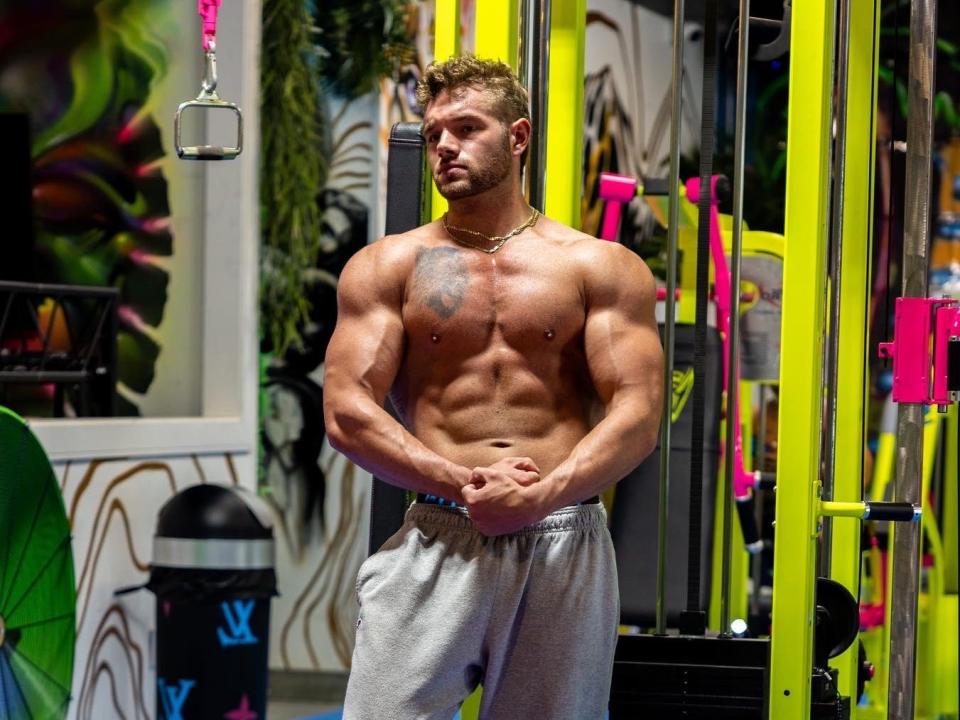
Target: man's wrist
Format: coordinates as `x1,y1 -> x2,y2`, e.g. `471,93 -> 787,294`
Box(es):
528,477 -> 559,516
443,463 -> 473,502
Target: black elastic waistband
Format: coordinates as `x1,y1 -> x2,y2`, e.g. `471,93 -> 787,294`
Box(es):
415,493 -> 600,508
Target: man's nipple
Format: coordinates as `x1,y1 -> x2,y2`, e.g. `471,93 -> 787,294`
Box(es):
431,333 -> 441,344
544,328 -> 555,341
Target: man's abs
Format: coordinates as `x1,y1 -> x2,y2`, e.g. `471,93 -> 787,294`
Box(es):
392,354 -> 597,478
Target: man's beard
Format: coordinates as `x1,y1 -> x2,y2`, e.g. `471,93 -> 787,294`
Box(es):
436,131 -> 512,200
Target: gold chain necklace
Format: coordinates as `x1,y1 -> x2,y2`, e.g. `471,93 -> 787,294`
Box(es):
442,208 -> 540,254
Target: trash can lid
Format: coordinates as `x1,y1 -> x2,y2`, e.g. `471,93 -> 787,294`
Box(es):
155,484 -> 273,540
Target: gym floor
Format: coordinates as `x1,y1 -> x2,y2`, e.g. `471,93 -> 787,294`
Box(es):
267,702 -> 472,719
267,701 -> 343,720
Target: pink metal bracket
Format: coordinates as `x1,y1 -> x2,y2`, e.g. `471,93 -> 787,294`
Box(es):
878,297 -> 959,407
684,176 -> 759,507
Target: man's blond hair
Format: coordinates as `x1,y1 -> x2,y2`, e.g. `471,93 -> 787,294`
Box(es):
416,55 -> 530,127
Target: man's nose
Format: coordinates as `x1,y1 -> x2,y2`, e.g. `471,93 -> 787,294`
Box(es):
436,129 -> 457,157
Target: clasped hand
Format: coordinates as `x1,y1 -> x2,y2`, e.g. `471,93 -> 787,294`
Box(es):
460,456 -> 548,536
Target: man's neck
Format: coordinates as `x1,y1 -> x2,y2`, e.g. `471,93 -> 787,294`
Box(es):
444,186 -> 534,238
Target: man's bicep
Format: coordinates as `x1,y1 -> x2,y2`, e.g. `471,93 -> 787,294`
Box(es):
325,256 -> 406,403
583,252 -> 663,407
326,305 -> 405,401
584,305 -> 663,407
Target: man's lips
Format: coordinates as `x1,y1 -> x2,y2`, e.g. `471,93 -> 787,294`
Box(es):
438,163 -> 466,176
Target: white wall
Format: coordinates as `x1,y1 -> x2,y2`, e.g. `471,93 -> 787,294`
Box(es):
585,0 -> 703,176
26,1 -> 262,717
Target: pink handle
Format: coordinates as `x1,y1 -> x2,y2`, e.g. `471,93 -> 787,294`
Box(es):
685,176 -> 755,501
655,288 -> 682,301
198,0 -> 222,51
600,171 -> 759,501
598,173 -> 638,242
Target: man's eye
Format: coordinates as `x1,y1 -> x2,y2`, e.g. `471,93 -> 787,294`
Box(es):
462,125 -> 475,133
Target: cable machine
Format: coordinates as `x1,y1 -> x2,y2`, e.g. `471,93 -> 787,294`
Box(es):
372,1 -> 957,717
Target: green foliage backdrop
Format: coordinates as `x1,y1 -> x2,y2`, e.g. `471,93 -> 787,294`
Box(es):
259,0 -> 413,356
260,0 -> 323,355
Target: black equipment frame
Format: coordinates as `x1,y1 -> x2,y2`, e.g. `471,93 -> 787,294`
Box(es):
0,280 -> 119,417
368,122 -> 428,555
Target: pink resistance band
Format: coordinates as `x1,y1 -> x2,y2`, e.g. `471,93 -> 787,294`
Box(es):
198,0 -> 222,51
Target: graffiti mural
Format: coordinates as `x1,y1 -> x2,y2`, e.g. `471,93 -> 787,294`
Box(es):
0,0 -> 180,416
61,454 -> 244,719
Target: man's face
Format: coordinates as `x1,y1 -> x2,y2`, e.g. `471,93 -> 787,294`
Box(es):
422,86 -> 515,200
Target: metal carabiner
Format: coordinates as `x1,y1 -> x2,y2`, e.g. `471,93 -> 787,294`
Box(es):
201,45 -> 218,96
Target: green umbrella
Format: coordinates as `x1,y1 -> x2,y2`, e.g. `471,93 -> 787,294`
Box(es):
0,407 -> 76,719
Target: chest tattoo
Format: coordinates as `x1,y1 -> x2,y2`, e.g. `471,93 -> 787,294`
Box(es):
413,246 -> 470,319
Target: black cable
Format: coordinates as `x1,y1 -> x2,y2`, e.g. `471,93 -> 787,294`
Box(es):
685,0 -> 719,624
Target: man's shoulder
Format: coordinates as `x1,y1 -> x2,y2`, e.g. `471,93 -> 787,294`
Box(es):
538,221 -> 654,303
339,224 -> 445,305
539,217 -> 649,275
346,224 -> 440,274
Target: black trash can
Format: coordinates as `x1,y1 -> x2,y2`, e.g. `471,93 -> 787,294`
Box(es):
146,484 -> 276,720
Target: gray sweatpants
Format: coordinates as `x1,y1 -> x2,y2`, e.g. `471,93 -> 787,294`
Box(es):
343,502 -> 619,720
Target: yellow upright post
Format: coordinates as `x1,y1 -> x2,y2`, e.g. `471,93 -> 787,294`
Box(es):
767,0 -> 836,714
430,0 -> 461,220
474,0 -> 520,68
543,0 -> 586,228
829,0 -> 881,710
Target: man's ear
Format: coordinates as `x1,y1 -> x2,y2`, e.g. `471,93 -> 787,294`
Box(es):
510,118 -> 531,158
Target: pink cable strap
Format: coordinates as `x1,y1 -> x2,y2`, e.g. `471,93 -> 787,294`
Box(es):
198,0 -> 222,51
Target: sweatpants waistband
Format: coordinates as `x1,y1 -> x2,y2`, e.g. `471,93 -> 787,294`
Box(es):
415,492 -> 600,509
406,501 -> 607,536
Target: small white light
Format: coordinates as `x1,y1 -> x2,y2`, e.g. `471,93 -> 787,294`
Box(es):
730,618 -> 749,637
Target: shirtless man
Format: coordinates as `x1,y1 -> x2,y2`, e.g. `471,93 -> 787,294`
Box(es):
323,56 -> 662,720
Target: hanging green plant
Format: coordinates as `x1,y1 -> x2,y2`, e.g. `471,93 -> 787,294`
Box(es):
259,0 -> 324,355
314,0 -> 416,100
879,3 -> 960,135
259,0 -> 414,356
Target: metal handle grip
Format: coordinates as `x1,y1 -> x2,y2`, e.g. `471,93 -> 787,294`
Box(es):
174,99 -> 243,161
820,500 -> 921,522
736,493 -> 764,553
865,501 -> 921,523
755,471 -> 776,490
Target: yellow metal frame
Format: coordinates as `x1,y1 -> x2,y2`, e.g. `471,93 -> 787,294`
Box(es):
430,0 -> 461,220
768,0 -> 836,713
543,0 -> 586,227
860,408 -> 960,719
829,0 -> 881,709
429,0 -> 585,230
474,0 -> 519,68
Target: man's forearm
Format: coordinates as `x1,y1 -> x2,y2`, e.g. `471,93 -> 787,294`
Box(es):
325,395 -> 470,501
539,400 -> 658,511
